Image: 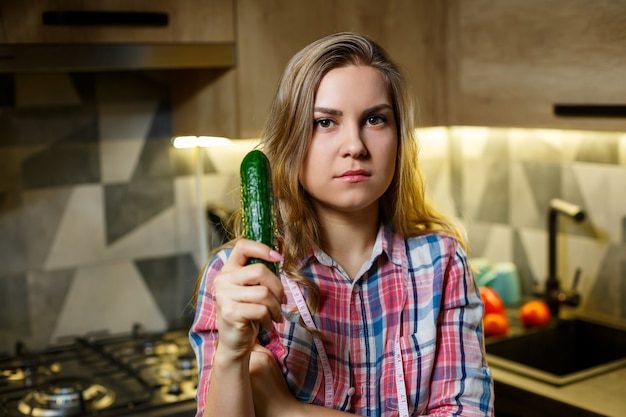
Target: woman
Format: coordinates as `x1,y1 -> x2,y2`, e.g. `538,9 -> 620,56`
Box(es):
190,32 -> 493,417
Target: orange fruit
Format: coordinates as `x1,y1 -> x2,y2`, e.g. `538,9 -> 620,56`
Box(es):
483,313 -> 509,337
520,300 -> 551,328
480,287 -> 506,315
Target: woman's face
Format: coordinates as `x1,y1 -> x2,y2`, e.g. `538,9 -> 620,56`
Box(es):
300,64 -> 398,218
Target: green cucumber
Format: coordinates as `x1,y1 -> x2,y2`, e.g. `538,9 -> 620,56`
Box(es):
240,149 -> 277,275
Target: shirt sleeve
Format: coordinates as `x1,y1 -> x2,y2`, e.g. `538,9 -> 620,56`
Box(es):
188,249 -> 230,417
423,238 -> 494,417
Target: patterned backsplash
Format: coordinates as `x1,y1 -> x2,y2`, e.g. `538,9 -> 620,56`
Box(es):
0,72 -> 624,352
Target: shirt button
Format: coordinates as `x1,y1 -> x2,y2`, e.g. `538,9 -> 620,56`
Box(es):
347,387 -> 356,397
353,283 -> 360,292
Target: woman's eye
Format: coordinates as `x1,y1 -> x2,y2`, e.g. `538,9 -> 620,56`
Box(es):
366,115 -> 386,125
315,118 -> 333,128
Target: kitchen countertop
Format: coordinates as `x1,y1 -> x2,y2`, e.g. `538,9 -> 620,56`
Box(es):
489,361 -> 626,416
486,310 -> 626,417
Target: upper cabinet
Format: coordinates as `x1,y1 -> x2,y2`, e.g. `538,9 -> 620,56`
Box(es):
446,0 -> 626,130
233,0 -> 448,137
0,0 -> 235,44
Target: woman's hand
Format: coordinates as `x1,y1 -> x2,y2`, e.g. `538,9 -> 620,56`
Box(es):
213,239 -> 284,362
250,344 -> 303,417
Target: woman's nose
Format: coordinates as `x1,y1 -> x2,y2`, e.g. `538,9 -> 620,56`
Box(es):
341,124 -> 368,158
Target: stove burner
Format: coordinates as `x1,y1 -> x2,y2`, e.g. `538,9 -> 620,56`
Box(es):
0,357 -> 61,383
16,377 -> 115,417
108,339 -> 180,359
157,380 -> 196,403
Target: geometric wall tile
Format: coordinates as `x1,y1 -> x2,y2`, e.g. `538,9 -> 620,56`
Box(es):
105,206 -> 178,261
561,163 -> 598,239
171,147 -> 217,176
51,261 -> 167,341
587,245 -> 623,318
99,101 -> 158,183
480,224 -> 514,264
474,161 -> 509,224
466,130 -> 510,224
574,134 -> 619,165
513,229 -> 535,295
22,122 -> 100,189
423,158 -> 456,219
573,163 -> 626,244
135,253 -> 199,329
44,185 -> 106,270
466,222 -> 492,259
104,179 -> 174,244
0,206 -> 27,275
1,105 -> 96,147
461,160 -> 491,221
27,268 -> 75,349
509,128 -> 562,163
521,160 -> 561,226
510,162 -> 541,229
517,228 -> 548,291
0,273 -> 29,336
22,188 -> 73,269
131,102 -> 172,181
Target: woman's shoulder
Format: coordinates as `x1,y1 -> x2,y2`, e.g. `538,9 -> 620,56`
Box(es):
200,245 -> 234,278
405,231 -> 461,254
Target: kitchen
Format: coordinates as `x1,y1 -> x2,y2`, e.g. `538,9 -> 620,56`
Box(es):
1,1 -> 625,416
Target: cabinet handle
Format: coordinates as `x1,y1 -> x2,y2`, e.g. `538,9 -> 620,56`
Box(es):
42,11 -> 169,27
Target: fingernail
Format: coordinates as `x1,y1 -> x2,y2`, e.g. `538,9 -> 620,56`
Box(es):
269,249 -> 284,262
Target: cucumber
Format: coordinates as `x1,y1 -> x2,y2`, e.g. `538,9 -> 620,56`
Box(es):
240,149 -> 277,275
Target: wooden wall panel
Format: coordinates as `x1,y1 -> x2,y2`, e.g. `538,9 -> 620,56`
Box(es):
446,0 -> 626,130
0,0 -> 234,43
235,0 -> 448,137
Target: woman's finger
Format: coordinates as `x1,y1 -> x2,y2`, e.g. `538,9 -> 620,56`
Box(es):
222,239 -> 283,273
224,263 -> 284,303
219,301 -> 273,330
221,284 -> 283,323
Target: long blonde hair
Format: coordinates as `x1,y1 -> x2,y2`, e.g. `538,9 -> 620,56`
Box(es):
192,33 -> 463,312
261,32 -> 463,313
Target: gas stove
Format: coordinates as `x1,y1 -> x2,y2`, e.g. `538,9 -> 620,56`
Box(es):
0,329 -> 197,417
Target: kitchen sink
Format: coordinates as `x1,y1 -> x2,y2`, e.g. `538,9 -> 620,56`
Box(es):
486,318 -> 626,386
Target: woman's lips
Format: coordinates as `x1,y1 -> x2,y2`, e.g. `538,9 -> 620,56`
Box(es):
336,169 -> 371,182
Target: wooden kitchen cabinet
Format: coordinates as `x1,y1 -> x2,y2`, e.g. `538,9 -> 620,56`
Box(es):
445,0 -> 626,130
0,0 -> 235,44
233,0 -> 448,137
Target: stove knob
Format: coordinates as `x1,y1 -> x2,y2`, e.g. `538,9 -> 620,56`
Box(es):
168,383 -> 182,396
178,355 -> 194,370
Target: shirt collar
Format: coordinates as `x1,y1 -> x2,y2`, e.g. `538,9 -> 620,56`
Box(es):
300,223 -> 403,269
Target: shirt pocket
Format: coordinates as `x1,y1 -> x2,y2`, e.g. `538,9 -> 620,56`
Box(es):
277,318 -> 324,405
383,333 -> 437,415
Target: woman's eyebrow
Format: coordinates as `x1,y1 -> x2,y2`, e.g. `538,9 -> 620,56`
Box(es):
362,104 -> 393,115
314,104 -> 392,116
313,107 -> 342,116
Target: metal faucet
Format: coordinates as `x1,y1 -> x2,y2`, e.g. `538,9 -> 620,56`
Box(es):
545,198 -> 586,316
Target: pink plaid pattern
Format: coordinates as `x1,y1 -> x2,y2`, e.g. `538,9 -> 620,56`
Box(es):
190,225 -> 494,416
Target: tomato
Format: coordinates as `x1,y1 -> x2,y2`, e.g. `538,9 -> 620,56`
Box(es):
483,313 -> 509,337
520,300 -> 552,328
479,287 -> 506,316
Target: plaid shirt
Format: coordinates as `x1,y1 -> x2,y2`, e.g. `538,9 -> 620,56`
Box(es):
190,224 -> 494,416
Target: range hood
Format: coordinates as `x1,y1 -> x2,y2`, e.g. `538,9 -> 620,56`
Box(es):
0,43 -> 235,73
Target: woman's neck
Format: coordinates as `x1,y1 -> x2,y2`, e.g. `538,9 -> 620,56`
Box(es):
316,204 -> 380,279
